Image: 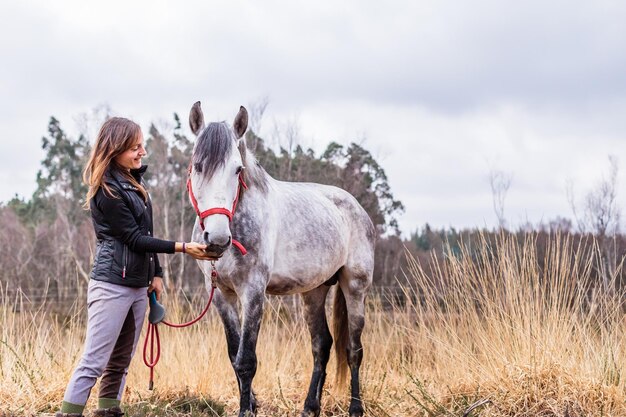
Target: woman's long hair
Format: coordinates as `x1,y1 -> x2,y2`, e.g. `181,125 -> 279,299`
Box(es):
82,117 -> 148,209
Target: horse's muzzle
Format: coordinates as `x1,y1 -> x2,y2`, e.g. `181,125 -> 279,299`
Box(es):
204,237 -> 231,257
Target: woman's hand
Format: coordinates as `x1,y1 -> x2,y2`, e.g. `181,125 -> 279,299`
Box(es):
185,242 -> 218,260
148,276 -> 164,301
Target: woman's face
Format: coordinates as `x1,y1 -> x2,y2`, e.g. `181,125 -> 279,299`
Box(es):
115,132 -> 146,170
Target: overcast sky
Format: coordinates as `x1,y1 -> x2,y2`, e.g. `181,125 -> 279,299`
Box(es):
1,0 -> 625,236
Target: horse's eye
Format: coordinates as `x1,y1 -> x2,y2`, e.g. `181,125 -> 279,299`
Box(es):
194,163 -> 202,173
236,166 -> 244,175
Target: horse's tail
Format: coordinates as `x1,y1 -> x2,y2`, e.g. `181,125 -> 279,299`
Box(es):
333,283 -> 349,389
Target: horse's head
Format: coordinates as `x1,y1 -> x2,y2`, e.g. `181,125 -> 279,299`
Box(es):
188,101 -> 248,257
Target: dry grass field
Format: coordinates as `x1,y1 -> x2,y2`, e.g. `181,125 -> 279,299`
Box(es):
1,234 -> 625,416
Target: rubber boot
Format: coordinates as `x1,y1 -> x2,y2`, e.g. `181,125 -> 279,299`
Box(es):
92,406 -> 124,417
54,413 -> 83,417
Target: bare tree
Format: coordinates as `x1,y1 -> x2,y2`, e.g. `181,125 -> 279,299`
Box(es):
74,103 -> 113,141
145,122 -> 182,289
567,155 -> 621,291
247,95 -> 269,136
489,169 -> 512,230
272,116 -> 301,180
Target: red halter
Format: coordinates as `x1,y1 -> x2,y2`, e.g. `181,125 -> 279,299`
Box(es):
187,165 -> 248,255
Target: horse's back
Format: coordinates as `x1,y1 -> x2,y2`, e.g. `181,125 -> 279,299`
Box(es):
264,180 -> 375,293
274,180 -> 374,246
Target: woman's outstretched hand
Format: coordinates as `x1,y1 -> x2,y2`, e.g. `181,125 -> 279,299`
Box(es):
184,242 -> 218,260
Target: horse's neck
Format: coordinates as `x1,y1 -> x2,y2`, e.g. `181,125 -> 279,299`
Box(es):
242,149 -> 270,194
238,154 -> 271,214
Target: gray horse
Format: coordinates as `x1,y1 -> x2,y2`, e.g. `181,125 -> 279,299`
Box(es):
187,102 -> 375,417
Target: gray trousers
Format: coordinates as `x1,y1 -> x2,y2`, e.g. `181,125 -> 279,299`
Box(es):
63,279 -> 148,406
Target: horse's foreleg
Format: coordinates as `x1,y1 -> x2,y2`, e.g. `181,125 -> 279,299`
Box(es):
215,287 -> 259,415
234,288 -> 264,417
214,288 -> 241,364
301,286 -> 332,417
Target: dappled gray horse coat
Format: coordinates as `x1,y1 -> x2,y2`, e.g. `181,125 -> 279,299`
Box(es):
187,102 -> 375,417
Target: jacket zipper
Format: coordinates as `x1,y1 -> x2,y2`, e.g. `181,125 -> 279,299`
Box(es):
122,244 -> 128,278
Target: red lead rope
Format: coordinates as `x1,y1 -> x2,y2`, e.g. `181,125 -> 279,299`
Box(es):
143,167 -> 249,389
143,269 -> 218,390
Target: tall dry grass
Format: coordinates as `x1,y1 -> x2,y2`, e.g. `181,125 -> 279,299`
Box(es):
1,233 -> 625,416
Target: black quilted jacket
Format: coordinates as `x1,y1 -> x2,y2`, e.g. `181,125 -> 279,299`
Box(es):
89,165 -> 175,288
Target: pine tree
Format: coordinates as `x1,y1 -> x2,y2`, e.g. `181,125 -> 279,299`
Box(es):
31,117 -> 90,221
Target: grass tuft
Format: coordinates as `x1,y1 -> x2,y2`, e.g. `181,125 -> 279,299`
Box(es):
123,390 -> 226,417
1,233 -> 624,416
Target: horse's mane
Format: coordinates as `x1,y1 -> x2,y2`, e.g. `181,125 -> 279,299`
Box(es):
193,122 -> 234,178
238,139 -> 269,193
193,121 -> 268,193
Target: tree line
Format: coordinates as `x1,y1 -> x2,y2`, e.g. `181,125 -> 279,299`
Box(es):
1,112 -> 407,299
1,112 -> 624,304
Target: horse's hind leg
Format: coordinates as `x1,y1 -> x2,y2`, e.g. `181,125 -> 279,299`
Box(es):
336,267 -> 371,417
300,285 -> 333,417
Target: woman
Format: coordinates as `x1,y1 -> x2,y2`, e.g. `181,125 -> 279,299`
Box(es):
57,117 -> 214,417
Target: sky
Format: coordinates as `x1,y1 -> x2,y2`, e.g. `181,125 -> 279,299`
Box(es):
1,0 -> 625,237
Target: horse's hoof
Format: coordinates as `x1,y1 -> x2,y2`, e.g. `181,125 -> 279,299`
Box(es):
301,399 -> 321,417
349,404 -> 364,417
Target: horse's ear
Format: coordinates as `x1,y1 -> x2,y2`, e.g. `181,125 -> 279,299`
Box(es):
233,106 -> 248,139
189,101 -> 205,136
